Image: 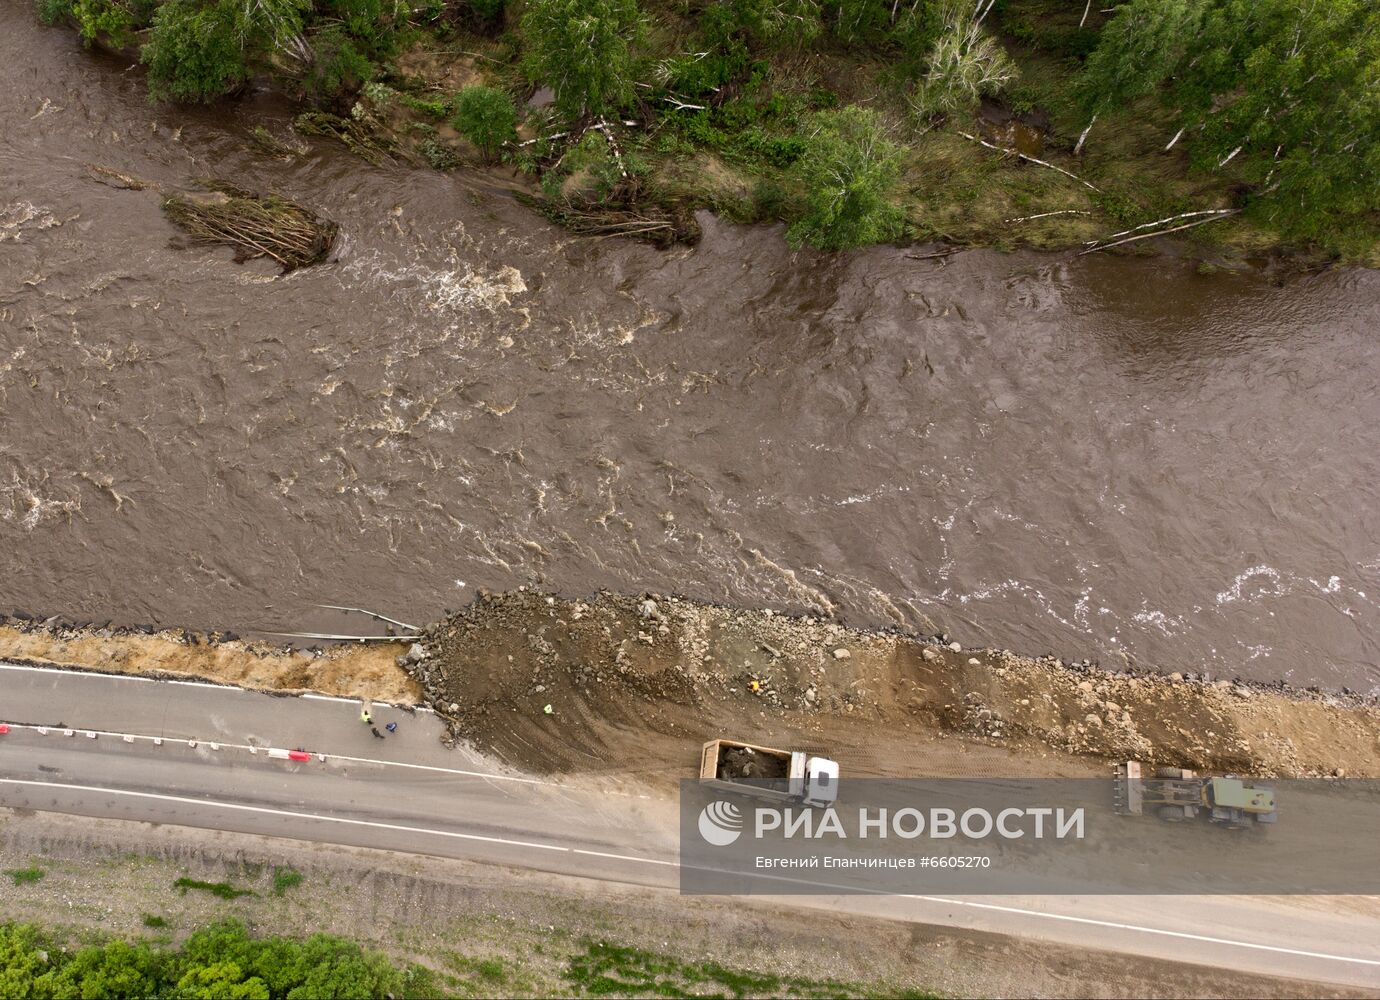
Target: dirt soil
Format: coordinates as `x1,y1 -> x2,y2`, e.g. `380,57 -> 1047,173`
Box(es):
0,808 -> 1367,999
5,589 -> 1379,783
407,590 -> 1380,781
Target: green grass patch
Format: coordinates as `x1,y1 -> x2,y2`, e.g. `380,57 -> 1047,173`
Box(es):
272,867 -> 304,895
173,876 -> 254,900
8,867 -> 45,886
561,941 -> 934,999
141,914 -> 169,928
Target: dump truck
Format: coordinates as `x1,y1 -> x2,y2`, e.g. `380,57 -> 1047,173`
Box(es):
700,738 -> 840,808
1114,761 -> 1277,828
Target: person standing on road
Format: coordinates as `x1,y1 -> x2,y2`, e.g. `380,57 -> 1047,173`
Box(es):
360,702 -> 372,726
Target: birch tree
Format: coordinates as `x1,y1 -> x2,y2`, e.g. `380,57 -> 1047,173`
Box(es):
787,106 -> 906,250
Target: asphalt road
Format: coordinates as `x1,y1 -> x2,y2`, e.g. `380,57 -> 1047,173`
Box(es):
3,662 -> 1379,990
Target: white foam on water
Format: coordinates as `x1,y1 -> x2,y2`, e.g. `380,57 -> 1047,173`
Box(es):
0,200 -> 62,242
1215,565 -> 1284,605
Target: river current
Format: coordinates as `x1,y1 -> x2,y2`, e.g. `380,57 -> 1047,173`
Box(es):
3,15 -> 1377,690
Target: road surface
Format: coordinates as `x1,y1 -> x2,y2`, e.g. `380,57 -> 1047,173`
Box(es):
2,661 -> 1379,990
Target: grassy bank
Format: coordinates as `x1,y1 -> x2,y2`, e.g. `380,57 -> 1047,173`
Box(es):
36,1 -> 1380,262
4,808 -> 1360,999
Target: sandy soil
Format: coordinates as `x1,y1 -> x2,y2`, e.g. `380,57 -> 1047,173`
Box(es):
0,807 -> 1365,999
0,621 -> 420,704
409,590 -> 1380,780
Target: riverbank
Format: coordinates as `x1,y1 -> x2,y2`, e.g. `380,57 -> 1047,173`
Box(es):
33,1 -> 1379,264
5,590 -> 1378,780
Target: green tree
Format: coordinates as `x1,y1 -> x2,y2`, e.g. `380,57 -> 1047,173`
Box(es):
909,0 -> 1015,119
1074,0 -> 1205,116
142,0 -> 253,102
451,85 -> 518,157
520,0 -> 645,117
1081,0 -> 1380,249
37,0 -> 158,48
787,106 -> 905,250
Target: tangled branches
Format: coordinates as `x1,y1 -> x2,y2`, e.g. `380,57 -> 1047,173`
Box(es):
163,183 -> 337,270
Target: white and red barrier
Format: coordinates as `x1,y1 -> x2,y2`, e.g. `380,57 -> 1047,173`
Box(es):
267,747 -> 316,762
0,722 -> 323,765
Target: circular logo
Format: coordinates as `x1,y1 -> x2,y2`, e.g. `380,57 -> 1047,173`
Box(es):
697,800 -> 744,846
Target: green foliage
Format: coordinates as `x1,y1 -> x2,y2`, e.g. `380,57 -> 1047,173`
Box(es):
559,940 -> 927,999
35,939 -> 165,999
142,0 -> 251,102
176,960 -> 271,999
45,0 -> 414,103
38,0 -> 158,48
831,0 -> 893,46
1075,0 -> 1204,115
271,867 -> 304,895
521,0 -> 645,117
301,24 -> 376,102
720,0 -> 823,50
787,106 -> 905,250
0,924 -> 50,998
9,867 -> 46,886
174,876 -> 255,900
1080,0 -> 1380,250
142,913 -> 170,928
451,85 -> 518,156
0,921 -> 415,1000
910,0 -> 1016,119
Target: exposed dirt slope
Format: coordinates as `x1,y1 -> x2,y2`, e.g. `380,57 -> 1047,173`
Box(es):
6,591 -> 1377,782
410,590 -> 1380,780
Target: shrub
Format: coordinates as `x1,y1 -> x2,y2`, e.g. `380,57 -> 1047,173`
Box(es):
40,0 -> 157,48
0,920 -> 411,999
173,876 -> 255,900
787,106 -> 905,251
451,85 -> 518,157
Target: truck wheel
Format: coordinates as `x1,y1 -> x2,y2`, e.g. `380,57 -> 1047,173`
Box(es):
1155,767 -> 1186,780
1157,806 -> 1185,822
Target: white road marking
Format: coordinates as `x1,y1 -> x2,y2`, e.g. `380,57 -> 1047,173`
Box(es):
2,778 -> 1377,970
573,847 -> 678,867
0,779 -> 568,854
0,722 -> 549,786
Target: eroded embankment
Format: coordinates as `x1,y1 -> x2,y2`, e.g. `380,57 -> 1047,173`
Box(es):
0,619 -> 420,704
4,595 -> 1378,781
407,590 -> 1380,780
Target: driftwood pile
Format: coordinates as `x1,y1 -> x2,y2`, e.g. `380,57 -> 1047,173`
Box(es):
530,201 -> 699,248
162,184 -> 338,271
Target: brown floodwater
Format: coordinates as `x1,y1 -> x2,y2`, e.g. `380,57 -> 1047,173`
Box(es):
2,15 -> 1377,691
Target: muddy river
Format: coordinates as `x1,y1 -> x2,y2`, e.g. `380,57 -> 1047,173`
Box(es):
2,15 -> 1377,691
